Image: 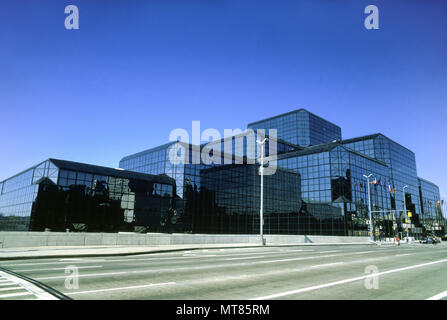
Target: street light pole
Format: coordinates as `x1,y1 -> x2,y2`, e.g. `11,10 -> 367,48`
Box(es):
257,138 -> 268,246
363,174 -> 374,242
403,185 -> 408,241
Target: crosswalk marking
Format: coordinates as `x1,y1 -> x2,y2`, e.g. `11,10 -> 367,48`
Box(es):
0,271 -> 59,300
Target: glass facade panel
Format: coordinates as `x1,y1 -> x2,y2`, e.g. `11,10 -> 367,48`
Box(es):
248,109 -> 341,147
418,178 -> 444,236
0,159 -> 175,232
342,134 -> 424,237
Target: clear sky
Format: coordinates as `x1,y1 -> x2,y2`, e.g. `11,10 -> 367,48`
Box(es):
1,0 -> 446,200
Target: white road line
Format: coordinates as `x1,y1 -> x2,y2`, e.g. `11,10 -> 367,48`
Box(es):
59,259 -> 83,262
353,251 -> 374,254
318,251 -> 340,254
212,251 -> 286,258
0,286 -> 22,292
36,271 -> 128,280
114,256 -> 197,261
426,290 -> 447,300
34,254 -> 340,280
65,282 -> 176,295
193,254 -> 217,258
225,256 -> 265,261
1,256 -> 200,267
14,266 -> 103,272
258,254 -> 339,264
395,254 -> 412,257
0,270 -> 58,300
251,258 -> 447,300
278,249 -> 309,252
310,262 -> 344,269
0,282 -> 16,286
33,251 -> 393,281
105,250 -> 303,261
1,260 -> 106,267
0,292 -> 33,299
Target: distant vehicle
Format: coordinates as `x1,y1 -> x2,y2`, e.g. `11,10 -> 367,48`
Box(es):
420,237 -> 433,244
420,237 -> 440,244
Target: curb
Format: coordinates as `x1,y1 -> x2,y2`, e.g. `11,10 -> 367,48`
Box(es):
0,243 -> 374,261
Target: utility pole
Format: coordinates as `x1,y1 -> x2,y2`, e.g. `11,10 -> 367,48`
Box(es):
257,137 -> 268,246
403,185 -> 408,241
363,174 -> 374,242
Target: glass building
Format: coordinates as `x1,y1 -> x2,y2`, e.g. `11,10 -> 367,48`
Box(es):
0,159 -> 176,232
247,109 -> 342,147
120,108 -> 444,238
2,108 -> 444,237
275,143 -> 392,236
120,134 -> 302,234
189,163 -> 301,234
418,177 -> 444,236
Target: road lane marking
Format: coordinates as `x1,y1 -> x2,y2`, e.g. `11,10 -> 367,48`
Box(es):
225,256 -> 265,261
251,258 -> 447,300
2,246 -> 406,269
0,292 -> 33,299
14,266 -> 103,272
0,282 -> 15,286
258,254 -> 338,264
395,254 -> 412,257
32,251 -> 400,281
0,286 -> 22,292
426,290 -> 447,300
279,249 -> 315,253
1,260 -> 106,267
0,270 -> 58,300
0,256 -> 201,267
310,262 -> 344,269
212,251 -> 289,258
35,249 -> 413,285
36,271 -> 128,280
34,254 -> 341,280
318,251 -> 340,254
65,282 -> 176,295
59,259 -> 83,262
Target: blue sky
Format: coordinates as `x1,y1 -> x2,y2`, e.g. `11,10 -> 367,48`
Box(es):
1,0 -> 446,200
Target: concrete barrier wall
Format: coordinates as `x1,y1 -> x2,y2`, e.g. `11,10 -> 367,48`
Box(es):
0,231 -> 369,248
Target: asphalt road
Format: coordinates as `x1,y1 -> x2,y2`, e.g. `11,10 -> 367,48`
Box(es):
1,243 -> 447,300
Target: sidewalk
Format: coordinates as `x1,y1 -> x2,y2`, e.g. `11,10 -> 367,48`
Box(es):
0,242 -> 374,260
